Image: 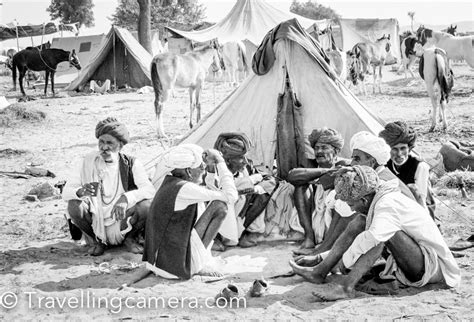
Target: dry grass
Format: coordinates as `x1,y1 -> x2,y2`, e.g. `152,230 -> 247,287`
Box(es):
0,103 -> 46,126
436,170 -> 474,190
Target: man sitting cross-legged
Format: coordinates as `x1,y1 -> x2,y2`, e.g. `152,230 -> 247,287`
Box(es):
289,127 -> 352,256
289,165 -> 460,301
63,117 -> 155,256
143,144 -> 238,279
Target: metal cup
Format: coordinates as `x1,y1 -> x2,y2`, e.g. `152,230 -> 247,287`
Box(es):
90,182 -> 100,196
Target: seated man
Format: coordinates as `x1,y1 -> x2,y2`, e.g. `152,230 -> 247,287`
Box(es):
290,166 -> 460,301
89,79 -> 111,94
210,132 -> 275,249
63,117 -> 155,256
288,127 -> 352,254
379,121 -> 436,216
143,145 -> 238,279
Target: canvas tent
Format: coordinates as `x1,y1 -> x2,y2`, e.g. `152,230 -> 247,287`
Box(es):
339,18 -> 400,64
165,0 -> 330,51
65,26 -> 152,91
50,34 -> 105,86
152,19 -> 385,184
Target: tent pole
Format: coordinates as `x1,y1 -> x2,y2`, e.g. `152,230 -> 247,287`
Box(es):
15,21 -> 19,51
113,28 -> 117,91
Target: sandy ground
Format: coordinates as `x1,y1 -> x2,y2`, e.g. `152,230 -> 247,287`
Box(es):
0,64 -> 473,319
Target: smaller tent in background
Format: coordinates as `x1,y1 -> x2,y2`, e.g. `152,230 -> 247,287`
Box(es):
65,26 -> 152,91
339,18 -> 400,64
50,34 -> 105,86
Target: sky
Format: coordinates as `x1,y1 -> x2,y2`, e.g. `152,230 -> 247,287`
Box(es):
1,0 -> 473,47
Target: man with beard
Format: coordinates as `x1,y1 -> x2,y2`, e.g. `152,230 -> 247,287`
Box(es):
63,117 -> 155,256
289,128 -> 352,255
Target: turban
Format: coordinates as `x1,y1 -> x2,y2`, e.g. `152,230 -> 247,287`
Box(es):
350,131 -> 391,165
95,117 -> 130,145
308,127 -> 344,151
379,121 -> 417,148
163,144 -> 204,169
335,165 -> 379,202
214,132 -> 252,158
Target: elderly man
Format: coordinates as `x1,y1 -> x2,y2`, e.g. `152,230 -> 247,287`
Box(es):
210,132 -> 275,249
143,144 -> 237,279
289,127 -> 352,254
290,166 -> 460,301
63,117 -> 155,256
379,121 -> 434,214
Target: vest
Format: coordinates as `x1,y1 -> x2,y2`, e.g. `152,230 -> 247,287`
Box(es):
142,175 -> 197,279
118,153 -> 137,192
387,155 -> 420,185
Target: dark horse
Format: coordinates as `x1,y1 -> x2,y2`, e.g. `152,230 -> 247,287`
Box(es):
12,48 -> 81,96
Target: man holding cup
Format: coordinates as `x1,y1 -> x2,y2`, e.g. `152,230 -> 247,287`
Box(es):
62,117 -> 155,256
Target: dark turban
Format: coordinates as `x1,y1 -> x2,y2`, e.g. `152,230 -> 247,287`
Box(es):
308,127 -> 344,152
335,165 -> 379,202
95,117 -> 130,145
379,121 -> 417,148
214,132 -> 252,157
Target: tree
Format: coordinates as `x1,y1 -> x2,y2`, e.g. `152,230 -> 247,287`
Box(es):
47,0 -> 95,28
290,0 -> 340,22
111,0 -> 206,31
407,11 -> 415,32
137,0 -> 152,54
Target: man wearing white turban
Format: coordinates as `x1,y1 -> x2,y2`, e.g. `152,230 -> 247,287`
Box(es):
143,145 -> 238,279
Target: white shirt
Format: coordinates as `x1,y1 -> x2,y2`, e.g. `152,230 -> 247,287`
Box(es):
342,191 -> 460,287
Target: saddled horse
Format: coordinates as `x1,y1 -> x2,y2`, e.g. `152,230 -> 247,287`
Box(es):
414,43 -> 454,131
417,26 -> 474,68
12,48 -> 81,96
350,34 -> 392,93
151,40 -> 225,137
221,41 -> 248,86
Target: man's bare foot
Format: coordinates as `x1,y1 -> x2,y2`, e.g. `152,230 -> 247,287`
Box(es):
312,283 -> 355,301
289,260 -> 325,284
299,238 -> 315,249
196,268 -> 223,278
88,243 -> 106,256
124,237 -> 143,254
295,254 -> 323,267
292,247 -> 318,256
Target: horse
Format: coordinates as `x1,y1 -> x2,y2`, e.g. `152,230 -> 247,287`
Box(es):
12,48 -> 81,97
350,34 -> 392,93
325,47 -> 347,82
445,24 -> 457,36
397,33 -> 419,78
347,50 -> 368,95
416,26 -> 474,68
221,41 -> 248,86
151,40 -> 225,137
414,43 -> 454,131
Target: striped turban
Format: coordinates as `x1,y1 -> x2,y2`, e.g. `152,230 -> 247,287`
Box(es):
335,165 -> 380,202
95,117 -> 130,145
379,121 -> 417,149
308,127 -> 344,152
214,132 -> 252,158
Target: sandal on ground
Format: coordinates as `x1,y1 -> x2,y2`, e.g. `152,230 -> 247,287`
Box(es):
355,278 -> 400,295
248,279 -> 269,297
215,284 -> 240,305
449,236 -> 474,251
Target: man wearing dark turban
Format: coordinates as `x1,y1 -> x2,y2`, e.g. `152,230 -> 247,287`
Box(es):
62,117 -> 155,256
210,132 -> 276,249
289,165 -> 460,301
289,127 -> 352,256
379,121 -> 434,217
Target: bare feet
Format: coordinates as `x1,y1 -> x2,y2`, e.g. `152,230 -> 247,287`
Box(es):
289,260 -> 326,284
292,247 -> 318,256
124,237 -> 144,254
196,268 -> 223,278
294,254 -> 323,267
88,243 -> 106,256
312,283 -> 355,301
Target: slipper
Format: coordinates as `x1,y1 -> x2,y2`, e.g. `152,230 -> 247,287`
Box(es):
238,234 -> 257,248
215,284 -> 240,305
88,243 -> 106,256
355,278 -> 400,295
248,279 -> 268,297
211,238 -> 227,252
449,238 -> 474,251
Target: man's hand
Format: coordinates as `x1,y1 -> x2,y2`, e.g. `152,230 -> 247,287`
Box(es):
203,148 -> 224,166
76,182 -> 99,198
112,195 -> 128,221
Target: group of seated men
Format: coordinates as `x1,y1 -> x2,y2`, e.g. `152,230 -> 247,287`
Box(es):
62,117 -> 460,296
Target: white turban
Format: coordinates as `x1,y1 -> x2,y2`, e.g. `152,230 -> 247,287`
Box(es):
350,131 -> 391,166
152,144 -> 204,189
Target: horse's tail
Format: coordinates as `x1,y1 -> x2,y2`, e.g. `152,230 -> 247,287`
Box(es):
150,59 -> 163,117
11,56 -> 17,89
435,49 -> 454,103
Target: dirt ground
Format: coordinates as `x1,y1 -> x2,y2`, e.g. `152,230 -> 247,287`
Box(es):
0,63 -> 473,319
